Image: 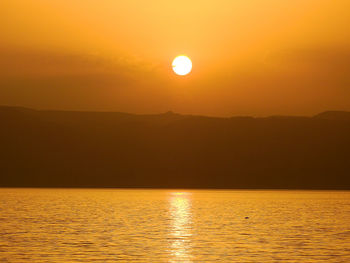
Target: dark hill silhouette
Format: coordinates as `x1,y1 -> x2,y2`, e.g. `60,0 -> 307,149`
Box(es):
314,111 -> 350,121
1,106 -> 350,189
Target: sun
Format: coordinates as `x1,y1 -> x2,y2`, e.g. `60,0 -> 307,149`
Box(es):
172,55 -> 192,76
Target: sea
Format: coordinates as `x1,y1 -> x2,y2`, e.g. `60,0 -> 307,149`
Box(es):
1,189 -> 350,262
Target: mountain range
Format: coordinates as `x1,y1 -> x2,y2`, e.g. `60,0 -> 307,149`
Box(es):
1,106 -> 350,189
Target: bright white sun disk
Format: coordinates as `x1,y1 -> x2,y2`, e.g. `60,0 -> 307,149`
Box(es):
172,56 -> 192,76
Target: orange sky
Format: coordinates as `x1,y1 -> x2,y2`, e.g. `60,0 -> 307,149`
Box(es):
1,0 -> 350,116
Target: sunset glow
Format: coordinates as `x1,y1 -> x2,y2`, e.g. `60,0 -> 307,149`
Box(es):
2,0 -> 350,116
1,1 -> 350,262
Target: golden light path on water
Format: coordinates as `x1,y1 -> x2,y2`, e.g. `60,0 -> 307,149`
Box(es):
169,192 -> 193,263
2,189 -> 350,262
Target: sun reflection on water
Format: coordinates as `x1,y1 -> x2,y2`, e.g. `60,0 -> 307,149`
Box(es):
168,192 -> 193,263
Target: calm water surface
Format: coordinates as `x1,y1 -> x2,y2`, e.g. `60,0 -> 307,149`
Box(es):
0,189 -> 350,262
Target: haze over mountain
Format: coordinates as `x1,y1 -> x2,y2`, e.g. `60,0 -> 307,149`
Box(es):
2,0 -> 350,116
1,106 -> 349,189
